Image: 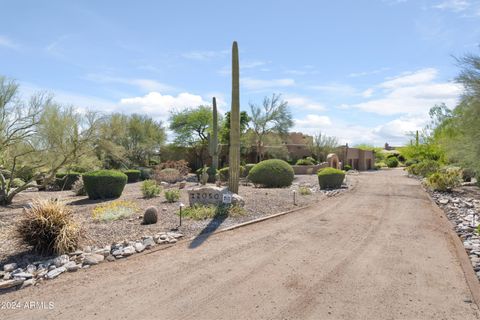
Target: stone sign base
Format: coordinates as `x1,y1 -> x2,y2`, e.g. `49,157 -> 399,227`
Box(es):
187,186 -> 244,207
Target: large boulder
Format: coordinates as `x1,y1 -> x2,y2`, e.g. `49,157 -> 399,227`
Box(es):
187,186 -> 244,207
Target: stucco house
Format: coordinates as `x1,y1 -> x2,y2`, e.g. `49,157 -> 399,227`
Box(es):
337,144 -> 375,171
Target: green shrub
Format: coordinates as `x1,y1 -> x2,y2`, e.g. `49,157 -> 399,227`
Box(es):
248,159 -> 294,188
299,186 -> 312,195
243,164 -> 255,177
136,167 -> 154,180
344,164 -> 352,171
83,170 -> 128,200
92,200 -> 138,222
11,178 -> 25,188
385,157 -> 399,168
296,158 -> 315,166
406,160 -> 440,177
317,167 -> 345,189
55,172 -> 81,190
141,179 -> 162,198
123,169 -> 141,183
405,159 -> 419,167
17,199 -> 80,254
426,167 -> 462,192
164,189 -> 180,203
218,166 -> 245,181
155,168 -> 182,183
0,169 -> 11,179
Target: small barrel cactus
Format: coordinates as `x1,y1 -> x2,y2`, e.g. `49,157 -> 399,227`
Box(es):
143,206 -> 158,225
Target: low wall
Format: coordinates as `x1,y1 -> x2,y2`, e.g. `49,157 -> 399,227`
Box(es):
292,162 -> 328,175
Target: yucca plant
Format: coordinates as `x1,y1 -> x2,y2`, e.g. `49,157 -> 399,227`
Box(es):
17,199 -> 81,254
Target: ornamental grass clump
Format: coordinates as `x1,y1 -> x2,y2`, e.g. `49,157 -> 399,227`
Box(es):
182,204 -> 246,220
17,199 -> 81,254
92,200 -> 138,222
317,167 -> 345,189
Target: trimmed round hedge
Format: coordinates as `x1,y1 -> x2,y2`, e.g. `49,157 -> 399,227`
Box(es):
55,172 -> 81,190
247,159 -> 294,188
317,167 -> 345,189
83,170 -> 127,200
123,169 -> 141,183
385,157 -> 399,168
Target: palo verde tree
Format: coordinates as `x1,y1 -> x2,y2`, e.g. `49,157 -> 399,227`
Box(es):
249,93 -> 293,162
169,105 -> 214,166
0,77 -> 101,204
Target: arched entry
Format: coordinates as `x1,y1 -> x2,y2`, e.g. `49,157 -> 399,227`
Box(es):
326,153 -> 340,169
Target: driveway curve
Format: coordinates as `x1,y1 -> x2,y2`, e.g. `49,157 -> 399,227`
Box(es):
2,169 -> 479,320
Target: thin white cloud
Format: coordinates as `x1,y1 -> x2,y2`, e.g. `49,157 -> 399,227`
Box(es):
434,0 -> 470,12
362,88 -> 375,98
380,68 -> 437,88
309,83 -> 358,96
0,35 -> 19,50
119,92 -> 209,122
348,67 -> 390,78
241,77 -> 295,91
350,68 -> 462,115
293,114 -> 332,129
85,73 -> 176,93
181,49 -> 228,60
284,95 -> 326,111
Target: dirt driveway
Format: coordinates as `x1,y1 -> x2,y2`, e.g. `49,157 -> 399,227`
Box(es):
2,169 -> 480,319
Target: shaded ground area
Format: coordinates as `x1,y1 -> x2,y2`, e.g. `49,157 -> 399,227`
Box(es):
2,169 -> 479,319
0,175 -> 341,266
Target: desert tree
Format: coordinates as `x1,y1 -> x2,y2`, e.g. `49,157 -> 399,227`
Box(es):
249,94 -> 293,162
307,132 -> 339,163
0,77 -> 101,205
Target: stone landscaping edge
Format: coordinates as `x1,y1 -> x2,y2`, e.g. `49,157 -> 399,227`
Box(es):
0,177 -> 357,293
423,188 -> 480,308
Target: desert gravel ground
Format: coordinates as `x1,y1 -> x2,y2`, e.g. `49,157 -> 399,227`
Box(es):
1,169 -> 479,320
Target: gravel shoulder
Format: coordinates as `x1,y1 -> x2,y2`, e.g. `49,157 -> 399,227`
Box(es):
1,168 -> 479,319
0,175 -> 350,266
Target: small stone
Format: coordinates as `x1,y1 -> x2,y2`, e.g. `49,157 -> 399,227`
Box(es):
64,261 -> 80,272
106,255 -> 116,262
143,238 -> 155,249
46,267 -> 66,279
0,271 -> 4,279
160,234 -> 168,240
0,278 -> 25,289
48,265 -> 56,271
13,272 -> 33,279
53,255 -> 70,267
168,239 -> 178,244
83,254 -> 104,265
162,207 -> 167,212
69,250 -> 83,256
122,246 -> 135,256
83,246 -> 92,253
21,278 -> 35,288
26,264 -> 36,274
3,263 -> 17,272
438,198 -> 449,205
134,243 -> 145,253
112,249 -> 123,256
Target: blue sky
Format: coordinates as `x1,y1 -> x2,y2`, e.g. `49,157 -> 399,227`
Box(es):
1,0 -> 479,146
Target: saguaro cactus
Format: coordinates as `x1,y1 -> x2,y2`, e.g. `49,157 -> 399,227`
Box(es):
207,97 -> 219,182
229,41 -> 240,194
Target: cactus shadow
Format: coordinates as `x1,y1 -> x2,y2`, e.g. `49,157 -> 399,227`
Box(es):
188,214 -> 228,249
